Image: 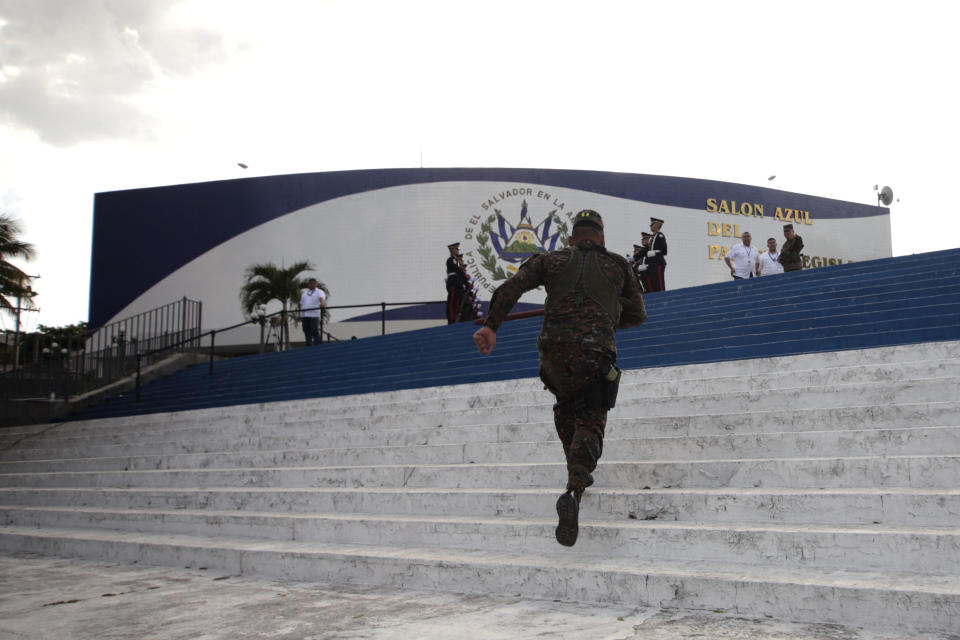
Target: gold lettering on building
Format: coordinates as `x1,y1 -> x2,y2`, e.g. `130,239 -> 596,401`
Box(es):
707,222 -> 742,237
773,207 -> 813,225
802,255 -> 855,268
705,198 -> 765,218
707,197 -> 811,225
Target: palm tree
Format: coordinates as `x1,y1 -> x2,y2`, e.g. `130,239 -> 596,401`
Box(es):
0,213 -> 37,318
239,261 -> 330,348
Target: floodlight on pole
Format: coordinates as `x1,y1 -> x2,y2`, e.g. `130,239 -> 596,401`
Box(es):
873,185 -> 895,207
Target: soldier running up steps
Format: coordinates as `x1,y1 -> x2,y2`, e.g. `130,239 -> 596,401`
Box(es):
473,209 -> 647,547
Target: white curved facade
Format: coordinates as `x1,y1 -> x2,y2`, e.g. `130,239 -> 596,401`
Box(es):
90,168 -> 891,343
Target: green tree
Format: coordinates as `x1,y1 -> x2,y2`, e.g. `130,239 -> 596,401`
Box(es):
0,213 -> 37,317
36,321 -> 88,344
239,261 -> 330,348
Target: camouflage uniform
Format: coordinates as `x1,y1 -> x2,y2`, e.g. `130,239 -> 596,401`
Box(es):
483,236 -> 646,495
780,233 -> 804,272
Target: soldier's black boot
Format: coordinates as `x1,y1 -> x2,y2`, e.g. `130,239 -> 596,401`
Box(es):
555,489 -> 580,547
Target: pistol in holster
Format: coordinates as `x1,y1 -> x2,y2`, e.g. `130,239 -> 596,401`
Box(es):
602,364 -> 622,410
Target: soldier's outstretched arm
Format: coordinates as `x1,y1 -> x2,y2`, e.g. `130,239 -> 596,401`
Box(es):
472,255 -> 547,354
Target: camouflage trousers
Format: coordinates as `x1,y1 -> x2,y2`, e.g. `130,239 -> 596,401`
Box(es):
538,341 -> 615,493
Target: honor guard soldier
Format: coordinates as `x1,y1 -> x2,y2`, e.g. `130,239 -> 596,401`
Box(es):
472,209 -> 647,547
446,242 -> 470,324
779,223 -> 804,272
630,236 -> 651,293
643,217 -> 667,292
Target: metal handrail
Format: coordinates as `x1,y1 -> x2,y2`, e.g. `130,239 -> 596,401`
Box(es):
1,297 -> 456,417
474,309 -> 543,325
1,297 -> 203,408
132,300 -> 450,402
87,297 -> 202,356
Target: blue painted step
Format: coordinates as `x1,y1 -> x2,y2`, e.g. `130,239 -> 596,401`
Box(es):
70,248 -> 960,420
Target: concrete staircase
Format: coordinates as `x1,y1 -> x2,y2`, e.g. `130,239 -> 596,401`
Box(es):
2,340 -> 959,634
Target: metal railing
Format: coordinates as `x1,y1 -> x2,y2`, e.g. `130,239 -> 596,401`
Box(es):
1,298 -> 454,408
87,297 -> 202,356
130,300 -> 451,401
0,298 -> 202,404
323,300 -> 448,336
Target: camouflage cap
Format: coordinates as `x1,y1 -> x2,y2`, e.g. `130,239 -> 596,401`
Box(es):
573,209 -> 603,230
783,224 -> 794,231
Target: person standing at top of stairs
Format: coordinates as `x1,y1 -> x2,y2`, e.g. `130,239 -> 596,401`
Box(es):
779,223 -> 804,272
642,217 -> 667,292
473,209 -> 647,547
300,278 -> 326,346
446,242 -> 471,324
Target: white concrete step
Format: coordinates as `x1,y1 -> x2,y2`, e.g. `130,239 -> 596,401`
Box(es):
2,455 -> 958,490
188,361 -> 960,420
125,339 -> 960,420
0,423 -> 510,461
3,425 -> 960,473
4,339 -> 948,437
7,401 -> 960,463
2,487 -> 957,527
5,351 -> 960,442
3,506 -> 958,576
6,393 -> 960,462
0,526 -> 956,634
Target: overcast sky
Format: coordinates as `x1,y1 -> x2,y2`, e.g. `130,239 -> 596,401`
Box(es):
1,0 -> 958,331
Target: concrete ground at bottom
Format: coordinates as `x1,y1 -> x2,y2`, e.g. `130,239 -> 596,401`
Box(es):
0,554 -> 955,640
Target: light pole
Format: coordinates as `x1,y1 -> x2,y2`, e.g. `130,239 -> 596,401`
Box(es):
12,281 -> 39,370
256,305 -> 267,353
41,341 -> 69,400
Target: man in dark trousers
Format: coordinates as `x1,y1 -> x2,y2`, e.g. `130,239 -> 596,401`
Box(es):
630,236 -> 651,292
643,217 -> 667,292
779,223 -> 804,272
472,210 -> 647,547
446,242 -> 469,323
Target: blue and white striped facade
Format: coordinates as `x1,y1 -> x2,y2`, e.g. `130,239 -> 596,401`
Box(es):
90,168 -> 891,341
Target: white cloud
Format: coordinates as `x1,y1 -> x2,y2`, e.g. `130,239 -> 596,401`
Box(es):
0,0 -> 226,146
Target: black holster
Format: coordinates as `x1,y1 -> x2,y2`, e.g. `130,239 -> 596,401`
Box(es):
602,364 -> 622,410
570,364 -> 621,412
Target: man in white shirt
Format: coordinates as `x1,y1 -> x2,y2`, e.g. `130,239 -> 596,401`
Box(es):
724,232 -> 758,280
756,237 -> 784,276
299,278 -> 326,346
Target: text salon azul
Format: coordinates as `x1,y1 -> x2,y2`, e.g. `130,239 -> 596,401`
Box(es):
705,198 -> 812,225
